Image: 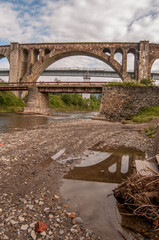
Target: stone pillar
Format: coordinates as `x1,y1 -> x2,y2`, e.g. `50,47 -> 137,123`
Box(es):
121,50 -> 129,81
23,87 -> 52,115
9,42 -> 20,83
134,50 -> 138,81
137,41 -> 150,81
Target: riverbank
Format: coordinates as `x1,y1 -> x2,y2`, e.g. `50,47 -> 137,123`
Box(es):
0,119 -> 156,239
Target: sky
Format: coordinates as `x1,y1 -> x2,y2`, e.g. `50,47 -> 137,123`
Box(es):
0,0 -> 159,80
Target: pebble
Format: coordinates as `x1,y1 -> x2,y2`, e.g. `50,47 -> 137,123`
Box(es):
21,224 -> 29,230
59,229 -> 64,235
73,217 -> 83,224
31,230 -> 36,240
18,216 -> 25,222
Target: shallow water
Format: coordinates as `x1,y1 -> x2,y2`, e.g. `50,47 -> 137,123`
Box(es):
0,112 -> 98,133
60,148 -> 145,240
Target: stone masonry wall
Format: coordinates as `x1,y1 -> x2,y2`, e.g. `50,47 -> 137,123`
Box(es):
99,86 -> 159,121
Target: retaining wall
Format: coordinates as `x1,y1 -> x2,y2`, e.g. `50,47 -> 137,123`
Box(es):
98,85 -> 159,121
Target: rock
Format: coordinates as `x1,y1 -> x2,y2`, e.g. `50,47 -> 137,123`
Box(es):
35,221 -> 48,232
10,220 -> 18,225
5,216 -> 13,222
44,208 -> 50,212
31,230 -> 36,240
30,222 -> 36,228
54,195 -> 59,199
28,205 -> 34,210
49,214 -> 53,219
56,218 -> 61,223
39,201 -> 44,206
19,198 -> 27,204
3,235 -> 9,240
21,224 -> 29,230
18,216 -> 25,222
59,229 -> 64,235
66,212 -> 76,219
72,217 -> 83,224
70,228 -> 78,234
40,231 -> 46,236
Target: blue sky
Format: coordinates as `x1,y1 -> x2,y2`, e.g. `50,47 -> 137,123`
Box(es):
1,0 -> 159,76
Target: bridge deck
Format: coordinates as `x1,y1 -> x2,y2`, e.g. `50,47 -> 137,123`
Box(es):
0,82 -> 105,93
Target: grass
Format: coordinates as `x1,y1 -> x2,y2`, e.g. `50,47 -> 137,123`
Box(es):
129,105 -> 159,123
144,125 -> 156,138
0,91 -> 26,112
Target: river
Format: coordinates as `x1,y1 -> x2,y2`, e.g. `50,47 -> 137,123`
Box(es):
0,111 -> 98,133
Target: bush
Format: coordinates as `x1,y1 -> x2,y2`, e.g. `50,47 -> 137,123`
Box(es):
140,78 -> 152,86
0,91 -> 26,112
49,93 -> 100,111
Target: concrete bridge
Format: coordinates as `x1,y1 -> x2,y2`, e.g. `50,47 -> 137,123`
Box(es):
1,67 -> 159,80
1,41 -> 159,85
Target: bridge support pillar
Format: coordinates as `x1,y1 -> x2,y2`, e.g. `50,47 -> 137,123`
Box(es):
9,42 -> 20,83
137,41 -> 150,81
23,87 -> 52,115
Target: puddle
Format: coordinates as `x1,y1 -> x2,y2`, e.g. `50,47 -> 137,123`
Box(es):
60,147 -> 146,240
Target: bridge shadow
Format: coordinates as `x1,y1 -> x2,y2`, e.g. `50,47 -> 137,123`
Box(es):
64,149 -> 145,184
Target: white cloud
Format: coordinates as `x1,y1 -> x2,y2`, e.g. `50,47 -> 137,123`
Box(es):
1,0 -> 159,72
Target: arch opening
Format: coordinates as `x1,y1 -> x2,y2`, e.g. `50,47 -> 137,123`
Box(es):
114,49 -> 123,65
0,56 -> 10,82
37,55 -> 122,84
151,59 -> 159,85
127,49 -> 135,79
103,48 -> 111,56
34,49 -> 40,62
45,48 -> 51,55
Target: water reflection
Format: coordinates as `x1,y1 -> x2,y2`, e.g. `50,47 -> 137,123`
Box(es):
61,148 -> 145,240
64,149 -> 144,183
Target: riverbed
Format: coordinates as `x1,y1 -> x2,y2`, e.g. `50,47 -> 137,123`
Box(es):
0,116 -> 156,239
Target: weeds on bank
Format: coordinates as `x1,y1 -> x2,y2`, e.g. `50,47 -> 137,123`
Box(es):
144,125 -> 156,138
124,105 -> 159,123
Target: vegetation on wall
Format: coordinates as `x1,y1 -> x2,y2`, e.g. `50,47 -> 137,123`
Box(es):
107,78 -> 153,87
49,93 -> 100,111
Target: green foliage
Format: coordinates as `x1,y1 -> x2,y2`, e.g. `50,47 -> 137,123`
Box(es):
106,81 -> 143,87
49,93 -> 100,111
140,78 -> 153,86
128,105 -> 159,123
107,79 -> 153,87
144,125 -> 156,138
0,91 -> 26,112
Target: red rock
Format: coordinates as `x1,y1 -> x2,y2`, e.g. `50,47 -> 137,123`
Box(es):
66,212 -> 76,219
35,221 -> 48,232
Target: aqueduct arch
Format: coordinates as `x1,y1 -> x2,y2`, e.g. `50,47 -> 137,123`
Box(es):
0,41 -> 157,83
23,49 -> 128,83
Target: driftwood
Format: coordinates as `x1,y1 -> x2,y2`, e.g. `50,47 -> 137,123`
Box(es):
114,173 -> 159,229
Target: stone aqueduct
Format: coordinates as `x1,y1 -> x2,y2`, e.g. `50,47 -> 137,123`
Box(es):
1,41 -> 159,83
